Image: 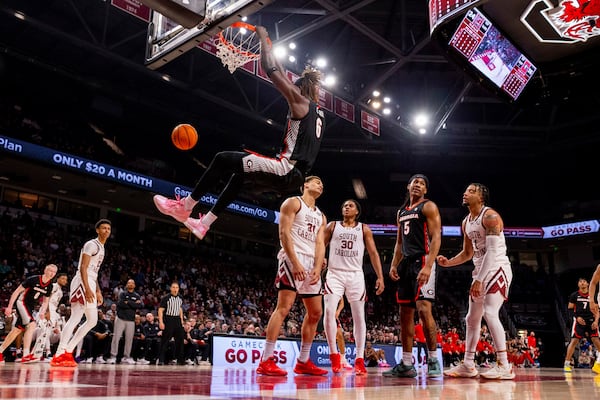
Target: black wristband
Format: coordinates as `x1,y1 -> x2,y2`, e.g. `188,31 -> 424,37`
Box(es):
266,66 -> 278,77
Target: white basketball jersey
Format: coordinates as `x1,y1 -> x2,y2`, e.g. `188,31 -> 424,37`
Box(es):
328,221 -> 365,272
75,238 -> 105,281
279,197 -> 323,257
464,206 -> 509,278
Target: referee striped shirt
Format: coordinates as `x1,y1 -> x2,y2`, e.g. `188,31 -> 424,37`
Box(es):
159,294 -> 183,317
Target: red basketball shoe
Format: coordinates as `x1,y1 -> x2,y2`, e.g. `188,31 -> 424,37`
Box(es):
294,359 -> 328,376
354,357 -> 368,375
257,357 -> 288,376
330,353 -> 342,373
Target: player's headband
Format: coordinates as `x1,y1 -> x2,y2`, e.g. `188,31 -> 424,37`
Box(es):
409,174 -> 429,189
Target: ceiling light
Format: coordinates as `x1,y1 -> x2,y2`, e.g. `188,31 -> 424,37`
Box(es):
418,128 -> 427,134
383,108 -> 391,115
372,90 -> 380,97
288,42 -> 296,50
273,46 -> 286,59
315,57 -> 327,68
413,113 -> 429,128
288,55 -> 296,63
372,100 -> 381,109
323,75 -> 336,87
51,175 -> 62,180
383,96 -> 391,103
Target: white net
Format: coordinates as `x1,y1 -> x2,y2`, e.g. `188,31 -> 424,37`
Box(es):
215,23 -> 261,73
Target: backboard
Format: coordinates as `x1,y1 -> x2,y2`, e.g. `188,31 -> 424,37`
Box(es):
143,0 -> 273,70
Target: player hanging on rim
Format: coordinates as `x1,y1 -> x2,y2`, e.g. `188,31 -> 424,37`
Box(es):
153,25 -> 325,240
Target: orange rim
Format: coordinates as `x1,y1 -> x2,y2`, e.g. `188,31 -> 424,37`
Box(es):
230,21 -> 256,32
217,22 -> 270,59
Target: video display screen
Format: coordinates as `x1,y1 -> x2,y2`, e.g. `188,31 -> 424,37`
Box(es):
448,7 -> 537,100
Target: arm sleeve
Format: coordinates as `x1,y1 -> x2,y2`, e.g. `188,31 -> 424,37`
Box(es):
474,235 -> 501,282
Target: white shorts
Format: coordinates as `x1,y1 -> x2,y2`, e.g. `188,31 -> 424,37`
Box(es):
324,269 -> 366,303
69,274 -> 98,309
477,264 -> 513,300
242,152 -> 295,176
275,252 -> 323,296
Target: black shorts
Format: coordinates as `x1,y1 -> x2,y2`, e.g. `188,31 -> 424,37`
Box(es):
395,255 -> 434,307
571,318 -> 600,339
14,305 -> 35,330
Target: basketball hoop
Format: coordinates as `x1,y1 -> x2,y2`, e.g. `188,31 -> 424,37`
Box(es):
216,22 -> 266,74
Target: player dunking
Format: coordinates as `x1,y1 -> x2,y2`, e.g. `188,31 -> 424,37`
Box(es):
51,219 -> 111,367
153,25 -> 325,240
323,199 -> 385,375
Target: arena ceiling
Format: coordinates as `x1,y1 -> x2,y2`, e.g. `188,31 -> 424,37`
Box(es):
1,0 -> 600,232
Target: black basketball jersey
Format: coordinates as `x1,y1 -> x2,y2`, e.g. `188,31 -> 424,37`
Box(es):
280,101 -> 325,174
397,200 -> 431,258
19,275 -> 53,311
569,290 -> 594,321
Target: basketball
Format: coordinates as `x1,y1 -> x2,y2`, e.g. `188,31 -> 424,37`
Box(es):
171,123 -> 198,151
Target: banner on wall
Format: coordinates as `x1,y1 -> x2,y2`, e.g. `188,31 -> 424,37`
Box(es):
2,135 -> 598,241
0,135 -> 278,223
211,335 -> 442,368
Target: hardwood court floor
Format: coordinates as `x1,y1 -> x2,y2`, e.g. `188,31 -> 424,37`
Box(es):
1,362 -> 598,399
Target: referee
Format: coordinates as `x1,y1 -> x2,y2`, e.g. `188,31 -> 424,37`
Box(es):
157,281 -> 185,365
